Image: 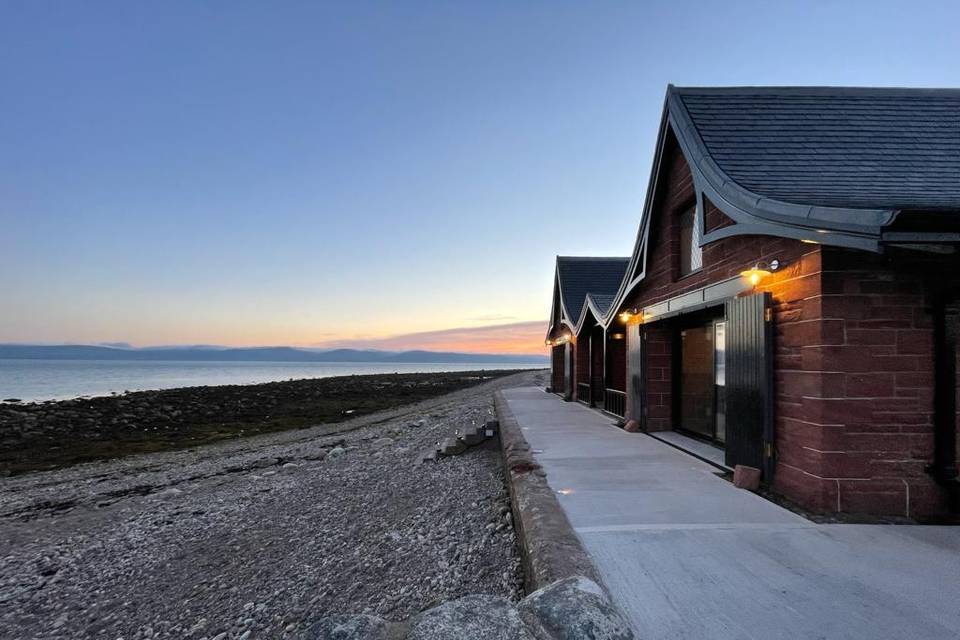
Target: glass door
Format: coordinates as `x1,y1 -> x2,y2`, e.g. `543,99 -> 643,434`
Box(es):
679,324 -> 715,439
678,318 -> 726,443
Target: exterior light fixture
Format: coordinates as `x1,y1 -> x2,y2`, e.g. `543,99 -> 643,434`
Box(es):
619,308 -> 639,323
740,259 -> 781,286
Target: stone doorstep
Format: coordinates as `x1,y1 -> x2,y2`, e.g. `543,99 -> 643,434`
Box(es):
734,465 -> 762,491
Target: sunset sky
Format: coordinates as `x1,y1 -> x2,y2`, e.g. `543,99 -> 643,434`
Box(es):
3,1 -> 960,354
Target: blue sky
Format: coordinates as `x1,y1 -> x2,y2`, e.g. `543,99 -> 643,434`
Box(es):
2,1 -> 959,352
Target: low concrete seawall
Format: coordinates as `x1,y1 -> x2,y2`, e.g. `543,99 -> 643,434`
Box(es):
494,390 -> 600,592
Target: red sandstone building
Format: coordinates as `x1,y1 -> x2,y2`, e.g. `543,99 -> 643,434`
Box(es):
546,86 -> 960,520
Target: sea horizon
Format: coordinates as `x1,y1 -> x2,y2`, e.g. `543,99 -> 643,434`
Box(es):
0,358 -> 546,403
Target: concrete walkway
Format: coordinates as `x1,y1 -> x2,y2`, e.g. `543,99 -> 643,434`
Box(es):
503,386 -> 960,640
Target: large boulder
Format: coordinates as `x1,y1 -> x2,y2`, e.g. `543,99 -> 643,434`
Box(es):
518,577 -> 634,640
303,614 -> 403,640
408,594 -> 533,640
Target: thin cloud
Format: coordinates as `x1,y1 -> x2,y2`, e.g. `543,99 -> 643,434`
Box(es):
467,314 -> 517,322
311,321 -> 547,355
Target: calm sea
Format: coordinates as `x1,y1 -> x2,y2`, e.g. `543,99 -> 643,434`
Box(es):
0,359 -> 545,403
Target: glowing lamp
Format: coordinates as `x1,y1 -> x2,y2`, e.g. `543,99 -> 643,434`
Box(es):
741,266 -> 770,286
740,259 -> 780,286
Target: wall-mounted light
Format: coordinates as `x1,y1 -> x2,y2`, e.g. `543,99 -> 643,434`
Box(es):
740,259 -> 780,286
619,308 -> 639,323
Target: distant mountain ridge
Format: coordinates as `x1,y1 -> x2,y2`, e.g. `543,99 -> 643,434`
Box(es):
0,344 -> 547,364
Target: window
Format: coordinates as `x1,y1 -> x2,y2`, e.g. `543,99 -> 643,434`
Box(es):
678,206 -> 702,276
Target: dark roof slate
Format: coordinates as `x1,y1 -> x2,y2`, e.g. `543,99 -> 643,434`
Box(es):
586,294 -> 616,317
556,257 -> 630,323
672,86 -> 960,211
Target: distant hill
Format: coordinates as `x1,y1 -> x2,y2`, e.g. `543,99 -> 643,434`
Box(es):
0,344 -> 548,365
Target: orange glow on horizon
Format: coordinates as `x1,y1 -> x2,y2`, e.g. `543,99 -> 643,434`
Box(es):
306,320 -> 548,356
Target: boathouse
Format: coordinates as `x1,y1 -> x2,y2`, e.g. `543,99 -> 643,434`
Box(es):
546,256 -> 629,404
552,86 -> 960,519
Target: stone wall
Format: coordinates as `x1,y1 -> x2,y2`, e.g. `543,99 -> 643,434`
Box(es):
776,247 -> 953,518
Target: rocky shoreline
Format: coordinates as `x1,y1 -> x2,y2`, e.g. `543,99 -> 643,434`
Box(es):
0,370 -> 523,475
0,370 -> 547,639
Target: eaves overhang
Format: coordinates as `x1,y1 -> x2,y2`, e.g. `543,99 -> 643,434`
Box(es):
666,85 -> 901,253
605,94 -> 672,325
545,260 -> 581,343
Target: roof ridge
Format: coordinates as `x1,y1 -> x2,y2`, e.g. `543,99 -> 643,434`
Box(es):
671,85 -> 960,96
557,256 -> 630,261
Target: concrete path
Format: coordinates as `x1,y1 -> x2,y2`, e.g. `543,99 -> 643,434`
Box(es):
503,386 -> 960,640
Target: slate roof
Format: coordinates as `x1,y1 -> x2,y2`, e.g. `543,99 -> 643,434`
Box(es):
556,257 -> 630,324
663,87 -> 960,250
586,294 -> 616,317
672,86 -> 960,211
